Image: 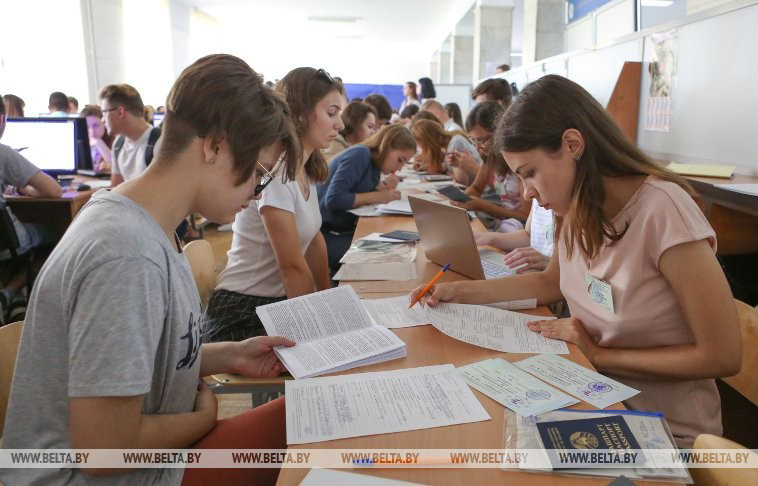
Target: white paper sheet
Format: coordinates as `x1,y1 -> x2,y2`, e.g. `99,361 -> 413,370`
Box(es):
256,286 -> 406,378
361,296 -> 430,328
514,354 -> 640,409
458,358 -> 578,416
425,303 -> 568,354
483,299 -> 538,311
376,199 -> 413,215
285,364 -> 490,444
300,469 -> 424,486
348,204 -> 383,217
334,263 -> 417,281
714,183 -> 758,197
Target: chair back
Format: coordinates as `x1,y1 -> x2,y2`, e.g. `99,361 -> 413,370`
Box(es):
0,202 -> 21,257
184,239 -> 217,309
724,299 -> 758,406
0,321 -> 23,437
691,434 -> 758,486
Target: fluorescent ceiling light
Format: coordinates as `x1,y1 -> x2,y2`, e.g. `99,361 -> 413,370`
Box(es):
641,0 -> 674,7
307,16 -> 361,23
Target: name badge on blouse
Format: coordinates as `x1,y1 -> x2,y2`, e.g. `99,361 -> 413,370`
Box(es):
585,274 -> 615,314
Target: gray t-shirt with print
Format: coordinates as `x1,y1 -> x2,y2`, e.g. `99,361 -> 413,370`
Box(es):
0,190 -> 203,485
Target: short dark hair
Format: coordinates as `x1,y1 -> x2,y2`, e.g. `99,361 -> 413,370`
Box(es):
496,64 -> 510,72
67,96 -> 79,109
99,84 -> 145,117
160,54 -> 301,186
418,77 -> 436,99
465,101 -> 503,132
472,78 -> 513,107
399,104 -> 419,119
48,91 -> 69,112
80,105 -> 103,118
363,94 -> 392,122
340,100 -> 377,138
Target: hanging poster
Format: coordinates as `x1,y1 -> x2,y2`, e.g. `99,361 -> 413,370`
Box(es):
644,29 -> 679,132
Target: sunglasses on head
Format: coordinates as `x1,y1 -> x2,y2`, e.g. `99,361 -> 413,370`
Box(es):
254,162 -> 276,196
317,68 -> 335,84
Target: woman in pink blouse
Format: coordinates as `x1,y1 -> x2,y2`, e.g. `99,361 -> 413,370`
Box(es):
410,75 -> 741,447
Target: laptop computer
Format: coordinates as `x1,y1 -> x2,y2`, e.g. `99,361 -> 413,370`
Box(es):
408,196 -> 514,280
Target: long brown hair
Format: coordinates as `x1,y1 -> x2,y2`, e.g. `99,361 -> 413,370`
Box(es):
276,67 -> 344,183
410,119 -> 467,173
362,125 -> 416,168
495,74 -> 691,260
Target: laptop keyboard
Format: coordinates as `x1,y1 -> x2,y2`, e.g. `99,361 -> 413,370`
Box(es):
481,258 -> 513,279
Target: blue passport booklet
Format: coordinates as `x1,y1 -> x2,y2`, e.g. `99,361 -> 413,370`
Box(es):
536,414 -> 641,452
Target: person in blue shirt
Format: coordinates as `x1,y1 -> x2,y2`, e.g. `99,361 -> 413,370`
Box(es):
318,125 -> 416,275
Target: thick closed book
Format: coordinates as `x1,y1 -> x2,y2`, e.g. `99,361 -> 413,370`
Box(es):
256,286 -> 407,379
536,415 -> 640,451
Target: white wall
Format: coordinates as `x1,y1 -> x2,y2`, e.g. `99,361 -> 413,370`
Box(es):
0,0 -> 90,115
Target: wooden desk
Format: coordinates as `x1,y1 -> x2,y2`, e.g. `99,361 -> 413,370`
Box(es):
4,176 -> 104,231
683,173 -> 758,255
279,210 -> 671,485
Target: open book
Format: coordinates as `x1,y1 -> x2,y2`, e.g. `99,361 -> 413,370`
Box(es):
256,286 -> 407,379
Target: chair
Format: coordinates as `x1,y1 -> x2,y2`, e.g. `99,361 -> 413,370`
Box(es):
724,299 -> 758,406
183,239 -> 217,309
690,434 -> 758,486
0,321 -> 23,441
0,202 -> 35,297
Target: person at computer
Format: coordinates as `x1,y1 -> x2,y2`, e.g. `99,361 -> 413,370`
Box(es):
47,91 -> 69,117
80,105 -> 113,173
204,67 -> 344,342
67,96 -> 79,115
1,54 -> 301,486
100,84 -> 161,187
318,125 -> 416,276
409,75 -> 741,448
0,95 -> 62,320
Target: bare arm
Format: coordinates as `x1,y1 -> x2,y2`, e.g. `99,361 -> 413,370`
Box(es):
20,171 -> 62,198
261,206 -> 318,298
304,231 -> 331,290
530,239 -> 742,381
69,388 -> 216,475
353,189 -> 400,207
410,252 -> 564,308
464,164 -> 490,197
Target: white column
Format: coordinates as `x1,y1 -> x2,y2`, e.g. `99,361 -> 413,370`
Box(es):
523,0 -> 565,64
438,37 -> 451,84
430,51 -> 440,84
473,1 -> 514,81
449,8 -> 474,84
80,0 -> 125,102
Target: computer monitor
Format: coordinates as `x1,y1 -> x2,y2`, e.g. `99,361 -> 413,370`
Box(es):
152,112 -> 165,127
3,117 -> 92,176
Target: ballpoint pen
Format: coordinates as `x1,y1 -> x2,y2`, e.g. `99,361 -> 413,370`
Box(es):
409,263 -> 450,308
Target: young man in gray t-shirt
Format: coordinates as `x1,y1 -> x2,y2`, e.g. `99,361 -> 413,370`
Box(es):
1,55 -> 302,485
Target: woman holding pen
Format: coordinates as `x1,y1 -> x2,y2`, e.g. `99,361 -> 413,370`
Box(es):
409,75 -> 741,448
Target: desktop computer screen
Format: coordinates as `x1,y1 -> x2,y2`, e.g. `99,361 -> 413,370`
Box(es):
3,117 -> 91,175
153,112 -> 165,127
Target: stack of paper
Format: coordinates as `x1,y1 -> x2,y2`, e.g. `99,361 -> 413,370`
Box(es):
333,262 -> 417,281
376,199 -> 413,215
361,296 -> 429,328
458,358 -> 578,416
667,161 -> 735,178
285,364 -> 490,444
339,239 -> 417,265
256,286 -> 407,379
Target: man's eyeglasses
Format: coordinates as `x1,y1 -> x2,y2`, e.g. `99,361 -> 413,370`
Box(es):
254,162 -> 276,196
317,68 -> 335,84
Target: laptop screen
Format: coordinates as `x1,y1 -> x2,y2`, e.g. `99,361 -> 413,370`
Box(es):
3,117 -> 87,175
